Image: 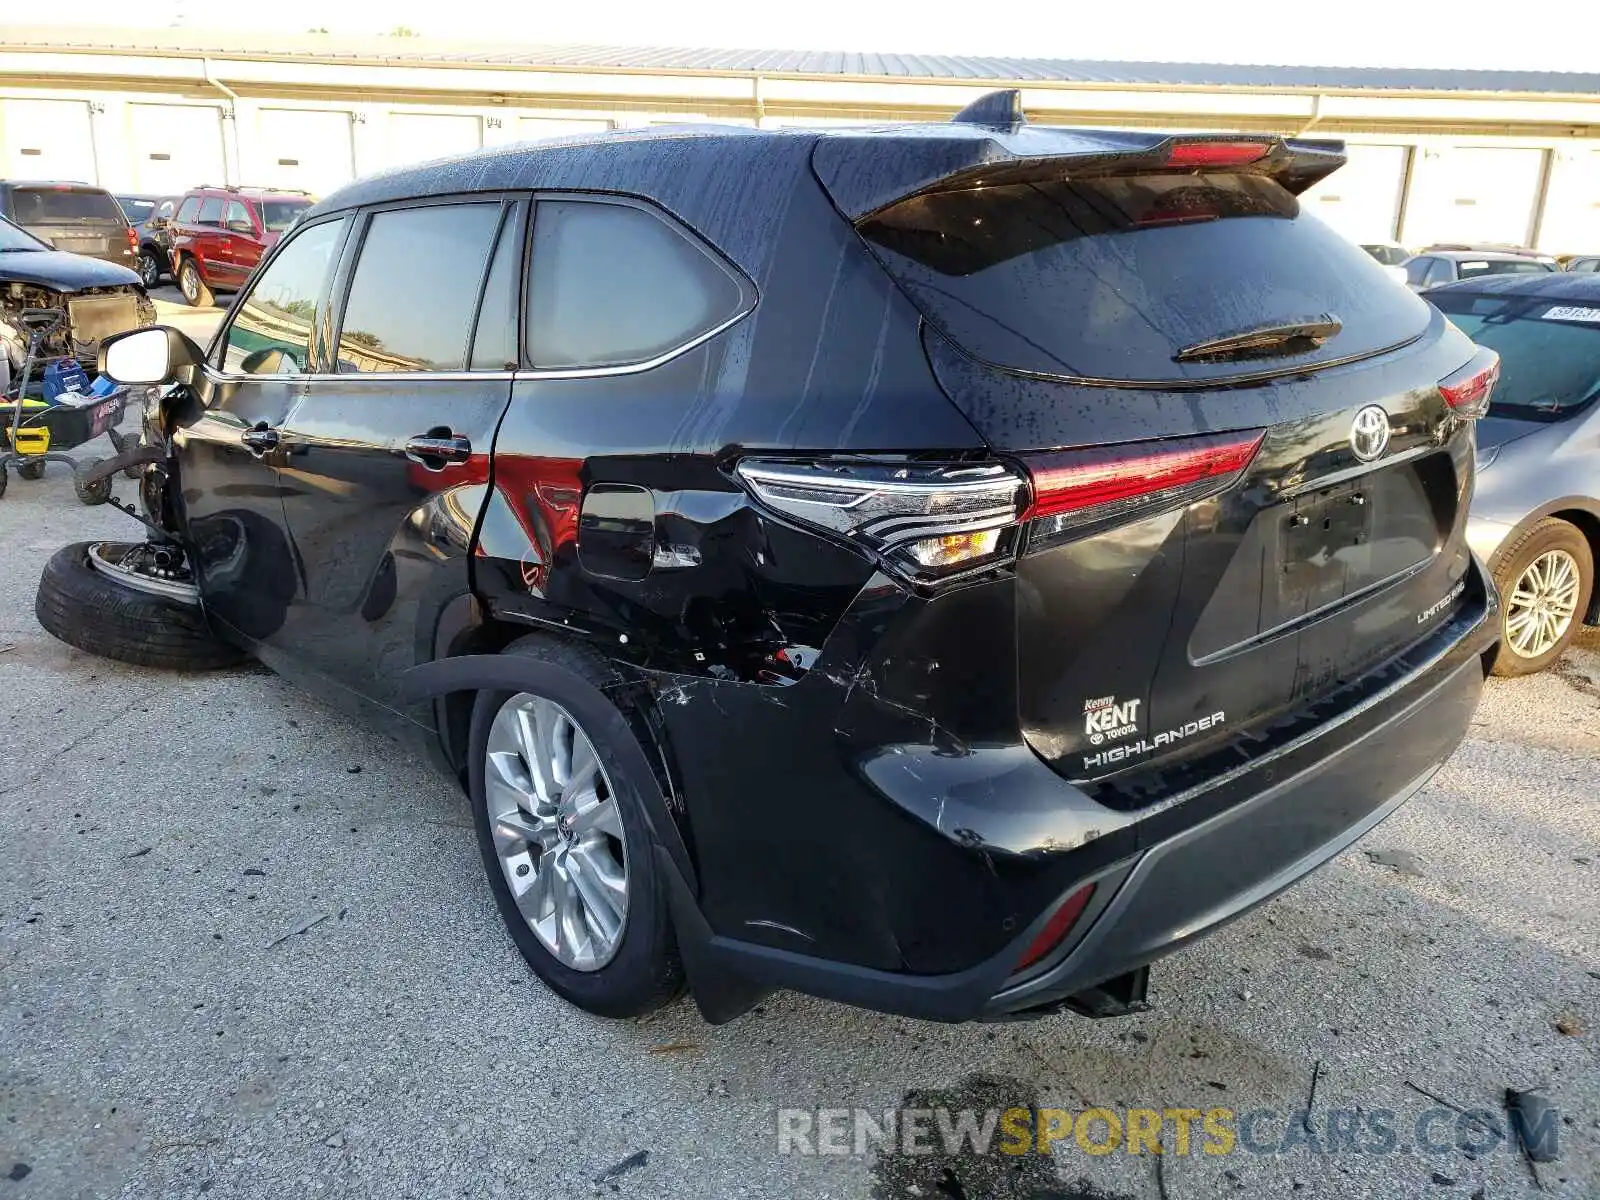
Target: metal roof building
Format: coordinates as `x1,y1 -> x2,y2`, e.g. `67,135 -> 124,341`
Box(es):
3,26 -> 1600,250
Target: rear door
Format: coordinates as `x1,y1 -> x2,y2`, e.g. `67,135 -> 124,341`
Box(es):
7,185 -> 131,266
846,156 -> 1483,785
268,195 -> 520,723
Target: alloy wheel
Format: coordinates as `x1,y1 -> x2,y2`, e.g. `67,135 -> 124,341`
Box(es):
1505,549 -> 1581,659
483,693 -> 628,971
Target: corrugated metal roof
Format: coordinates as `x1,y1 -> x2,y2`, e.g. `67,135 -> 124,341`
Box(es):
4,26 -> 1600,96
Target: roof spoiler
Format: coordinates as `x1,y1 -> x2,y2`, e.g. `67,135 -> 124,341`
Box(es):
815,89 -> 1346,220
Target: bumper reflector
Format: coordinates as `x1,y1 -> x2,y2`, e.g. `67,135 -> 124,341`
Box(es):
1014,883 -> 1096,971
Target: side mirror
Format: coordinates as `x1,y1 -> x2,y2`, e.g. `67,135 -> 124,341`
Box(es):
100,326 -> 207,386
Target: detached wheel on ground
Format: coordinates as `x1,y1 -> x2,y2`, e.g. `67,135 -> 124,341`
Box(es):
177,259 -> 213,308
17,461 -> 44,481
467,635 -> 684,1018
1491,518 -> 1594,677
35,541 -> 244,671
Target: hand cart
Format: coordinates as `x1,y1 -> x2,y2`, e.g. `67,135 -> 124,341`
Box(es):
0,308 -> 129,504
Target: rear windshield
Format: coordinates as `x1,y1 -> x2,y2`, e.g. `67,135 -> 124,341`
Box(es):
859,172 -> 1431,385
260,200 -> 311,232
10,187 -> 126,224
1431,292 -> 1600,421
118,197 -> 156,222
1456,259 -> 1553,280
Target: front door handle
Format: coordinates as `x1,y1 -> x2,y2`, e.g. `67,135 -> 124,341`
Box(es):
405,430 -> 472,471
241,424 -> 280,457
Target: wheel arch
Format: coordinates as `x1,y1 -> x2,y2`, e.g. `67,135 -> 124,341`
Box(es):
1493,500 -> 1600,626
404,625 -> 698,895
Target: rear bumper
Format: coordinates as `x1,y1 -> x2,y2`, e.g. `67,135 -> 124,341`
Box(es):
674,566 -> 1497,1023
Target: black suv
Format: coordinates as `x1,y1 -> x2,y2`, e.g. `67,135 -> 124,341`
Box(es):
42,95 -> 1500,1024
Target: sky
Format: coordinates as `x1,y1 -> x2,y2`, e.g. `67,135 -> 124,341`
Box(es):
10,1 -> 1600,73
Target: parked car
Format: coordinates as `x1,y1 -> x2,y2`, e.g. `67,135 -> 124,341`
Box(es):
0,213 -> 154,379
0,181 -> 138,269
1405,250 -> 1558,291
1360,242 -> 1411,285
166,185 -> 313,307
40,98 -> 1499,1025
116,194 -> 178,289
1429,272 -> 1600,674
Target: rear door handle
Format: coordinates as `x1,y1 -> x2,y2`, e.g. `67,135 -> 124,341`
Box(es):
405,431 -> 472,470
241,424 -> 279,457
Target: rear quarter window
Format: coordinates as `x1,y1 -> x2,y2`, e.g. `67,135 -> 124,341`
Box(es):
859,171 -> 1432,385
525,198 -> 749,370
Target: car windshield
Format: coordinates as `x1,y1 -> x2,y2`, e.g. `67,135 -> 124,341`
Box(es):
1456,259 -> 1552,280
260,200 -> 310,232
0,216 -> 48,252
1432,292 -> 1600,420
11,186 -> 125,223
118,197 -> 156,222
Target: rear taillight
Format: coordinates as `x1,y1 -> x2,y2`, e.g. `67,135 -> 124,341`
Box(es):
1439,347 -> 1500,419
1014,884 -> 1096,972
1019,430 -> 1265,543
735,458 -> 1028,585
125,226 -> 138,255
738,433 -> 1263,584
1165,140 -> 1270,169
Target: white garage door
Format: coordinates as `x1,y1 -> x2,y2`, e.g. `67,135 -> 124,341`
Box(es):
1423,147 -> 1546,247
127,104 -> 226,195
386,113 -> 481,168
517,116 -> 612,142
0,99 -> 97,183
257,108 -> 354,200
1304,144 -> 1409,244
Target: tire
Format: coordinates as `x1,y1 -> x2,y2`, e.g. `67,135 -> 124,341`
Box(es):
178,258 -> 213,308
0,465 -> 8,499
35,542 -> 244,671
136,249 -> 162,289
467,635 -> 684,1018
1490,517 -> 1594,677
73,458 -> 112,506
17,461 -> 44,481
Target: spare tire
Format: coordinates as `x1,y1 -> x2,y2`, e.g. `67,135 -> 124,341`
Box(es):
35,542 -> 244,671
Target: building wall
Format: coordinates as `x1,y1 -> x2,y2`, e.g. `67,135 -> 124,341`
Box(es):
2,47 -> 1599,251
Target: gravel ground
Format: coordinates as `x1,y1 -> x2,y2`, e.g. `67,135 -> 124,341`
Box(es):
1,393 -> 1596,1198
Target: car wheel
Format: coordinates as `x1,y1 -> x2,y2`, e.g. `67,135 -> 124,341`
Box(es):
178,259 -> 213,308
17,461 -> 44,481
136,250 -> 162,289
1491,517 -> 1594,677
34,541 -> 244,671
467,635 -> 684,1018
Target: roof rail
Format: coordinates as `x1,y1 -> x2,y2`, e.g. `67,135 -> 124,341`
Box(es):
191,183 -> 312,195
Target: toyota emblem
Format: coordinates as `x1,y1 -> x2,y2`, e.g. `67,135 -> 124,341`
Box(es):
1349,405 -> 1391,463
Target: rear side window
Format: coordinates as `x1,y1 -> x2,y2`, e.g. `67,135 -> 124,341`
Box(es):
335,203 -> 501,373
10,187 -> 124,223
525,199 -> 746,370
859,172 -> 1432,385
220,218 -> 348,374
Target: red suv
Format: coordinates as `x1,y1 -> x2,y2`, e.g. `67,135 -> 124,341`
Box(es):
167,185 -> 312,307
